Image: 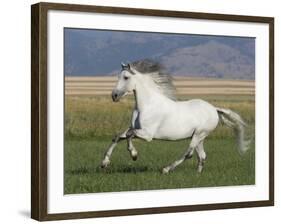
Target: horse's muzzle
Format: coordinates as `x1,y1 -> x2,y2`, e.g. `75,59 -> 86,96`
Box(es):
111,90 -> 123,102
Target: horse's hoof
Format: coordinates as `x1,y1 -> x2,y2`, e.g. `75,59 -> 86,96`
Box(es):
100,163 -> 107,169
131,152 -> 138,161
130,150 -> 138,161
162,167 -> 170,174
101,159 -> 110,168
197,166 -> 203,173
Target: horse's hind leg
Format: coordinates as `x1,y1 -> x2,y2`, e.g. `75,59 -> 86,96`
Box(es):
196,141 -> 206,173
101,129 -> 129,168
162,132 -> 206,174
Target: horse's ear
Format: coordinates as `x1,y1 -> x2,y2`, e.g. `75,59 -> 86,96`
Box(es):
121,62 -> 135,74
121,62 -> 127,69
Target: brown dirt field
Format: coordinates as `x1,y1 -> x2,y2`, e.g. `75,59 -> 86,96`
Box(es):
65,76 -> 255,96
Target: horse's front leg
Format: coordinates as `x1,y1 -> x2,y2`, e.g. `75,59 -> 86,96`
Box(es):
127,136 -> 138,161
101,129 -> 129,168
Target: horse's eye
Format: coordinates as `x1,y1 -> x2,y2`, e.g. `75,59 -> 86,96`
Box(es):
124,76 -> 129,80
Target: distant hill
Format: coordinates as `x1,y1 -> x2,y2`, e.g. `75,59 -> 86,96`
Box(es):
159,41 -> 254,79
64,29 -> 255,80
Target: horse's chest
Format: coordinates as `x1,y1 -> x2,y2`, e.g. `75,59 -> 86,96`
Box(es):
132,112 -> 141,129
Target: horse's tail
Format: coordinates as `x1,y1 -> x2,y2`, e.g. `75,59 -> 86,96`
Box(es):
216,107 -> 250,155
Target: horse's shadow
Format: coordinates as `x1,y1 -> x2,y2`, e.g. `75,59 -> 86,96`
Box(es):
67,165 -> 150,175
112,165 -> 149,173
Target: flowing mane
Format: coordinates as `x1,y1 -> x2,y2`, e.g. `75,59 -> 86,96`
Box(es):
129,59 -> 177,100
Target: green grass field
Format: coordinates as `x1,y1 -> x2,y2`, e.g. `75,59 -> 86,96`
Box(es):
64,95 -> 255,194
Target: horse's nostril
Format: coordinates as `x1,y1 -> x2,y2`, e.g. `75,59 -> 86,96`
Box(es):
112,92 -> 119,101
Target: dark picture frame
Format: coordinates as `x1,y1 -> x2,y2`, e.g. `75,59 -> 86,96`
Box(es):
31,2 -> 274,221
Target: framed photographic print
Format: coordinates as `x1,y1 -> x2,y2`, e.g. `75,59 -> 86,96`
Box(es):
31,2 -> 274,221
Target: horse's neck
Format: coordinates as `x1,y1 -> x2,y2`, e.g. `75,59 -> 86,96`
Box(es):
134,82 -> 168,112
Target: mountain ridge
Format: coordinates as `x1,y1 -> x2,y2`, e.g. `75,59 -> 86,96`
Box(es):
64,29 -> 255,80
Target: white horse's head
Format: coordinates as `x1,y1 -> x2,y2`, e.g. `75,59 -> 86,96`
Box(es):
112,60 -> 176,102
112,63 -> 138,102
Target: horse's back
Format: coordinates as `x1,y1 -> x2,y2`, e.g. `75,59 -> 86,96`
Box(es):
178,99 -> 216,112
